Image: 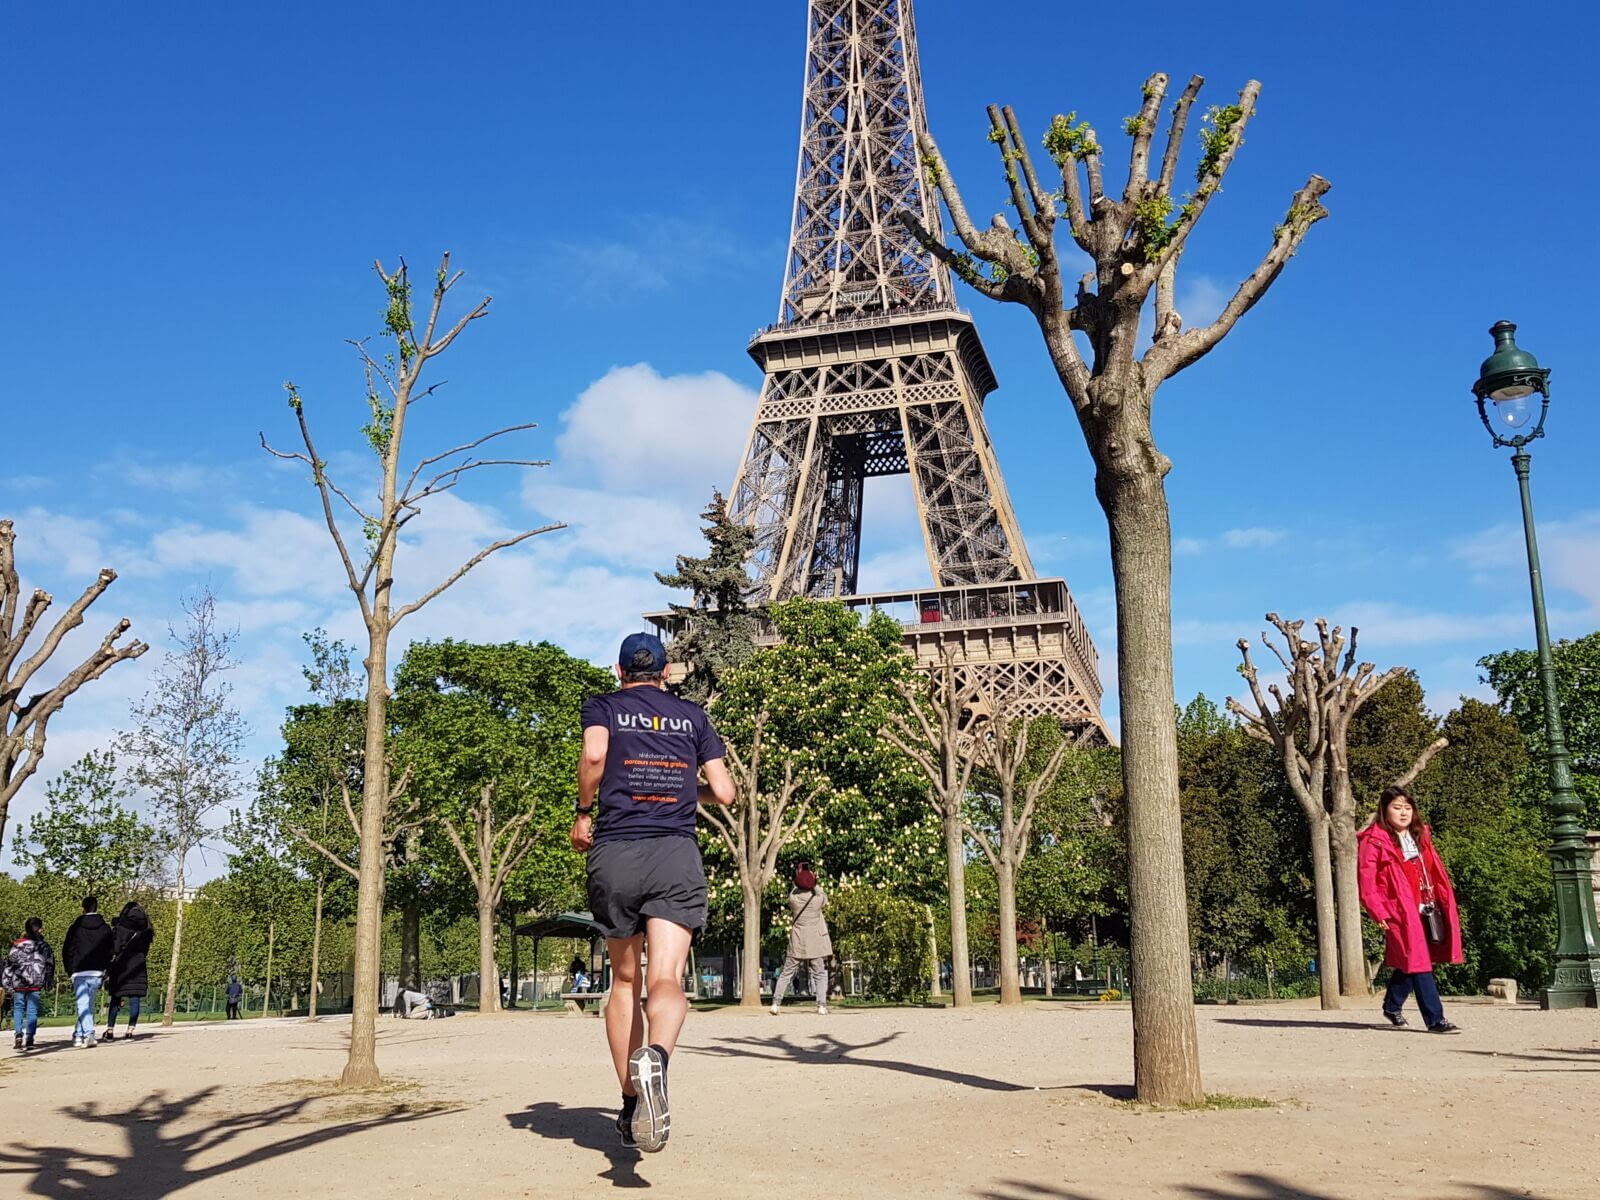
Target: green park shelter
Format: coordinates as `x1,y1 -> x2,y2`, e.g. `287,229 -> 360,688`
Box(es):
514,912 -> 609,1005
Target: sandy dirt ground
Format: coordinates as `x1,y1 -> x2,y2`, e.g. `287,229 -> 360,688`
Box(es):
0,997 -> 1596,1199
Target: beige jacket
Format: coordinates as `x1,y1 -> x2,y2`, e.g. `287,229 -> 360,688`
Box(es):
785,887 -> 832,959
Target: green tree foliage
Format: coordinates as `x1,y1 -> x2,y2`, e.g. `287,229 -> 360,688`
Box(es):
12,750 -> 157,903
1480,631 -> 1600,827
1346,671 -> 1441,808
702,600 -> 943,948
656,491 -> 760,705
1176,696 -> 1311,977
391,639 -> 612,1007
824,885 -> 931,1002
1415,699 -> 1554,992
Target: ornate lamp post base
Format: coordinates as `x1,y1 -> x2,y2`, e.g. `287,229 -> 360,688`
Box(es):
1542,843 -> 1600,1008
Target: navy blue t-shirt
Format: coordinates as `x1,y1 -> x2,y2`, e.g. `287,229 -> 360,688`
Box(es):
582,686 -> 725,843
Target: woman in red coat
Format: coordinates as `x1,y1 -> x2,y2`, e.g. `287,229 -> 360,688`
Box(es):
1357,785 -> 1463,1033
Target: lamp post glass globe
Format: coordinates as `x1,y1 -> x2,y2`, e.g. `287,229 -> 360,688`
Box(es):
1492,393 -> 1535,428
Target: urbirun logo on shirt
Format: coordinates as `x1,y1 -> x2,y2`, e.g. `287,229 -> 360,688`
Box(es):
616,712 -> 694,734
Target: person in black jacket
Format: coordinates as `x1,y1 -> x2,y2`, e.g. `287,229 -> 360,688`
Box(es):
63,896 -> 115,1048
106,902 -> 154,1041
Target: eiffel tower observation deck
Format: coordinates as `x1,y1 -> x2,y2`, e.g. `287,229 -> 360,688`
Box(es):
656,0 -> 1105,738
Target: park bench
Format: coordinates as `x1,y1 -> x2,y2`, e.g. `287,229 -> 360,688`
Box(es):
560,990 -> 606,1015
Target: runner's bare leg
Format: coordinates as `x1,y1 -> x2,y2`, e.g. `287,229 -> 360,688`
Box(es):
642,917 -> 693,1055
604,935 -> 645,1094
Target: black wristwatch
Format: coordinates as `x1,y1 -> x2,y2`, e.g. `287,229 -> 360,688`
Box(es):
574,803 -> 595,816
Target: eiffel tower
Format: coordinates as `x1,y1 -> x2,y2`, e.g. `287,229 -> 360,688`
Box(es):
674,0 -> 1104,737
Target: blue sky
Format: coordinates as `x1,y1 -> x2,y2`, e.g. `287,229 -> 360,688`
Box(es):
6,1 -> 1599,864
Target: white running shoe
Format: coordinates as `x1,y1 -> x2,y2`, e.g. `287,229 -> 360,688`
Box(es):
627,1046 -> 670,1153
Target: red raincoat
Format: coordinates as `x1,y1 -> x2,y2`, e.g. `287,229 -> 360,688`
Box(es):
1357,821 -> 1463,972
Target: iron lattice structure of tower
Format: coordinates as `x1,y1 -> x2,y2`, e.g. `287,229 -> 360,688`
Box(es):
717,0 -> 1105,736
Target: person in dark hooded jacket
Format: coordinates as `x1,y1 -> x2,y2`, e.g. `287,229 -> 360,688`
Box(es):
63,896 -> 115,1047
106,902 -> 154,1040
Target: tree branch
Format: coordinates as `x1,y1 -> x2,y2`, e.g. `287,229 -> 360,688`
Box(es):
390,526 -> 565,625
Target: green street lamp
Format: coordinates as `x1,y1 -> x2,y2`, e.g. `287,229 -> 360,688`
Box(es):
1472,321 -> 1600,1008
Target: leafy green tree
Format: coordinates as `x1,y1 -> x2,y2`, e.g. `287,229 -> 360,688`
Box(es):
707,598 -> 934,1004
13,749 -> 156,903
1016,743 -> 1123,994
826,885 -> 931,1002
656,491 -> 760,704
120,589 -> 246,1026
1480,631 -> 1600,827
223,791 -> 314,1015
391,639 -> 611,1013
1415,699 -> 1554,992
1177,696 -> 1308,982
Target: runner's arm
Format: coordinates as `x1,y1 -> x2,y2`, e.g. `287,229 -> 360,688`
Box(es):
699,757 -> 735,806
571,725 -> 609,850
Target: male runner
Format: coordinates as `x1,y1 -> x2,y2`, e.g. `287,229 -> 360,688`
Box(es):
571,632 -> 734,1152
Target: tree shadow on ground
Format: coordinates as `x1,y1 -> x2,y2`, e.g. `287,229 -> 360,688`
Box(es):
1213,1018 -> 1385,1032
975,1174 -> 1565,1200
1454,1047 -> 1600,1066
1069,1083 -> 1135,1100
0,1086 -> 448,1199
505,1102 -> 647,1189
686,1031 -> 1041,1091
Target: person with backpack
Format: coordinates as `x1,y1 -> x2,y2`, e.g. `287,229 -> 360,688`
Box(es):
105,902 -> 154,1041
770,863 -> 833,1016
4,917 -> 56,1050
63,896 -> 115,1048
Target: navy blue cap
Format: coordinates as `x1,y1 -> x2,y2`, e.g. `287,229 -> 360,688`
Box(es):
618,632 -> 667,673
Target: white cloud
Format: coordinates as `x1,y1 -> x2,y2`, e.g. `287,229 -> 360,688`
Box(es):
9,507 -> 111,578
1175,526 -> 1287,556
552,363 -> 755,501
1176,274 -> 1229,328
143,507 -> 345,599
1452,510 -> 1600,617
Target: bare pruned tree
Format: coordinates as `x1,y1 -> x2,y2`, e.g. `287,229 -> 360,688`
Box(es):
884,654 -> 984,1008
263,253 -> 563,1087
967,700 -> 1072,1006
904,71 -> 1329,1104
437,781 -> 544,1016
0,519 -> 147,846
1230,614 -> 1449,1003
701,711 -> 826,1008
1228,618 -> 1340,1009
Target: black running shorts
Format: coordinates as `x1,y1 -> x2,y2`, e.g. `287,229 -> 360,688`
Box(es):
586,835 -> 707,940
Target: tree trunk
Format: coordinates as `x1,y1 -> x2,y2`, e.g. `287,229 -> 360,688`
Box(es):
508,915 -> 519,1009
1102,463 -> 1203,1105
306,876 -> 325,1022
1043,928 -> 1054,998
341,621 -> 392,1089
996,854 -> 1021,1005
1329,816 -> 1367,997
1308,816 -> 1341,1010
478,899 -> 500,1014
925,904 -> 941,998
944,808 -> 972,1007
162,847 -> 188,1027
400,895 -> 422,993
740,883 -> 763,1008
261,919 -> 276,1018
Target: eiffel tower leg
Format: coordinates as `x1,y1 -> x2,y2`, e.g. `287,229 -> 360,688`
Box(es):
730,413 -> 835,601
897,359 -> 1034,586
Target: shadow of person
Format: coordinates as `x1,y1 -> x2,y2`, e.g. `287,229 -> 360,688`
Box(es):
0,1086 -> 448,1199
1213,1018 -> 1383,1032
506,1102 -> 648,1189
688,1031 -> 1036,1092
